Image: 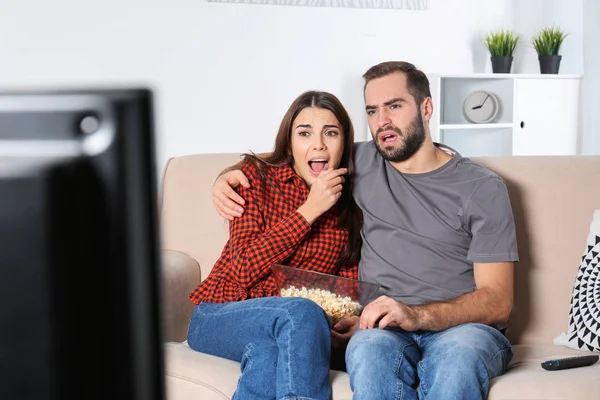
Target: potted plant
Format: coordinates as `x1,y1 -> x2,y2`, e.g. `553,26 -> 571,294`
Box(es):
532,26 -> 568,74
484,29 -> 520,74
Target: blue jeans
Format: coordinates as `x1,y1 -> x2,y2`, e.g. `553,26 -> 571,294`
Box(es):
187,296 -> 332,400
345,323 -> 513,400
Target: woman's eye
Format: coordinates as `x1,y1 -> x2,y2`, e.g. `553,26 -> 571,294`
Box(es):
298,131 -> 310,137
325,131 -> 339,136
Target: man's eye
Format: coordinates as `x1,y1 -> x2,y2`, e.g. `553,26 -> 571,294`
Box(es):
390,104 -> 400,110
367,110 -> 375,116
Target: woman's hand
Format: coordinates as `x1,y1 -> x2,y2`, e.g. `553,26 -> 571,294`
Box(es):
297,168 -> 347,224
331,315 -> 360,347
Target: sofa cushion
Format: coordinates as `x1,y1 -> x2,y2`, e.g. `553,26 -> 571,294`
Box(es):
165,342 -> 599,400
488,344 -> 600,399
164,342 -> 353,400
555,210 -> 600,352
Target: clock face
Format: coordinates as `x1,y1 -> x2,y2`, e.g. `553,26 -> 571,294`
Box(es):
463,91 -> 499,124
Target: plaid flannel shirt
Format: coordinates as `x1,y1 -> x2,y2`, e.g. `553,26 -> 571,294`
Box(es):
189,161 -> 357,304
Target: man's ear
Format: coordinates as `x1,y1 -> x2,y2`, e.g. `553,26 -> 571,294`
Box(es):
422,97 -> 433,122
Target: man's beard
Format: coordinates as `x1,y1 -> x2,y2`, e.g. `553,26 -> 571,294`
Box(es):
373,112 -> 426,163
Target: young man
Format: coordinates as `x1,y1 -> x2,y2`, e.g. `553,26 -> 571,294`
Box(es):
212,61 -> 519,400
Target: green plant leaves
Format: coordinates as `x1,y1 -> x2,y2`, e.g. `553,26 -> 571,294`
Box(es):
532,26 -> 568,55
484,29 -> 520,57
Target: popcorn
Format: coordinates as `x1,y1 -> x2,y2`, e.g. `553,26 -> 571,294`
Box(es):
280,285 -> 361,324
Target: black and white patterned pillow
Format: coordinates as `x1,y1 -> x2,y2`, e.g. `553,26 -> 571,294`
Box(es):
559,211 -> 600,352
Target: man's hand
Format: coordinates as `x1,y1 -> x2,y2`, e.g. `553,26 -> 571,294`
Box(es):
356,262 -> 514,333
212,171 -> 250,220
359,296 -> 422,331
331,315 -> 359,348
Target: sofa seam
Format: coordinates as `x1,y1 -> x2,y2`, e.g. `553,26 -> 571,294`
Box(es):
166,371 -> 230,400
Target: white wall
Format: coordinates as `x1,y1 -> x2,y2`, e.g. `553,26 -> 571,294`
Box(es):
0,0 -> 516,172
581,0 -> 600,155
541,0 -> 584,75
513,0 -> 584,75
512,0 -> 544,74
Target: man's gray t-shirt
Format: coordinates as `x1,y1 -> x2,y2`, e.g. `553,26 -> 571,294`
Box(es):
354,141 -> 519,306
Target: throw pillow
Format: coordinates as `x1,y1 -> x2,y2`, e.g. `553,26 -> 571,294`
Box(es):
555,210 -> 600,352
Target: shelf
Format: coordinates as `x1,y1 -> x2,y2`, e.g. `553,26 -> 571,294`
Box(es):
440,123 -> 513,130
439,78 -> 514,125
429,71 -> 580,156
442,129 -> 513,157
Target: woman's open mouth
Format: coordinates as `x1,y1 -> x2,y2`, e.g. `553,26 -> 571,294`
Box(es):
308,159 -> 329,175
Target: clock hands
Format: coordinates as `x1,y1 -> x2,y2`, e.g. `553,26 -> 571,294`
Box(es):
472,94 -> 490,110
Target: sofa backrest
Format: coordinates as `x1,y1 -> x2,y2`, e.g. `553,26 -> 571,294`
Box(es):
160,151 -> 600,346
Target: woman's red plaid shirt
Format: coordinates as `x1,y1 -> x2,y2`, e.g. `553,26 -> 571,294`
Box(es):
189,161 -> 357,305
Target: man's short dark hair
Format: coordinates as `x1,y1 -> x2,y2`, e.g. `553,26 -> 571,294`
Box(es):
363,61 -> 431,106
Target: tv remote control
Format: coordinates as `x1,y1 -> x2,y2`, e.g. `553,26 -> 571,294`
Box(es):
541,355 -> 599,371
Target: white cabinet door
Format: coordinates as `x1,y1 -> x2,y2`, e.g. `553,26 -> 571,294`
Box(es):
513,78 -> 580,155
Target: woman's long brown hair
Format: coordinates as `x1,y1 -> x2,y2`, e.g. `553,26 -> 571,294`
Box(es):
244,90 -> 362,267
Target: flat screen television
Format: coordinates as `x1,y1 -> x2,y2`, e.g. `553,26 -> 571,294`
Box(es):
0,88 -> 165,400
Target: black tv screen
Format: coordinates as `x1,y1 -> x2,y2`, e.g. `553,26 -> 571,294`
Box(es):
0,89 -> 165,400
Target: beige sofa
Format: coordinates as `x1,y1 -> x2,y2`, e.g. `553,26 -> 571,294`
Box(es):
159,151 -> 600,400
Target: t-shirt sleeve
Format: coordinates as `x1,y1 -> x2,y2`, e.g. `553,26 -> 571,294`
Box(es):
465,176 -> 519,263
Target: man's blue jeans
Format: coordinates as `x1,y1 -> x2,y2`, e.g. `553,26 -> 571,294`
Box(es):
187,296 -> 332,400
345,323 -> 513,400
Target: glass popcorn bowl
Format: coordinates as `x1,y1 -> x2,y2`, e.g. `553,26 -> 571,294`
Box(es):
271,264 -> 382,324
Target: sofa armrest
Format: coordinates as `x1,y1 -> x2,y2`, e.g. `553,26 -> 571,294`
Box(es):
160,250 -> 201,343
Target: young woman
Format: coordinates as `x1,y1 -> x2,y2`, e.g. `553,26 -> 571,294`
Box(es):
186,90 -> 362,400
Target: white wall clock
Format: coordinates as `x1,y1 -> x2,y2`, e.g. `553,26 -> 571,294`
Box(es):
463,90 -> 499,124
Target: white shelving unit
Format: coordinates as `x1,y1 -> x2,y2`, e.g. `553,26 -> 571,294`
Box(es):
428,73 -> 582,157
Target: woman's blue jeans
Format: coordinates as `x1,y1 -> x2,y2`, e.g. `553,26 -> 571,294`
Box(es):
187,296 -> 332,400
345,323 -> 513,400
